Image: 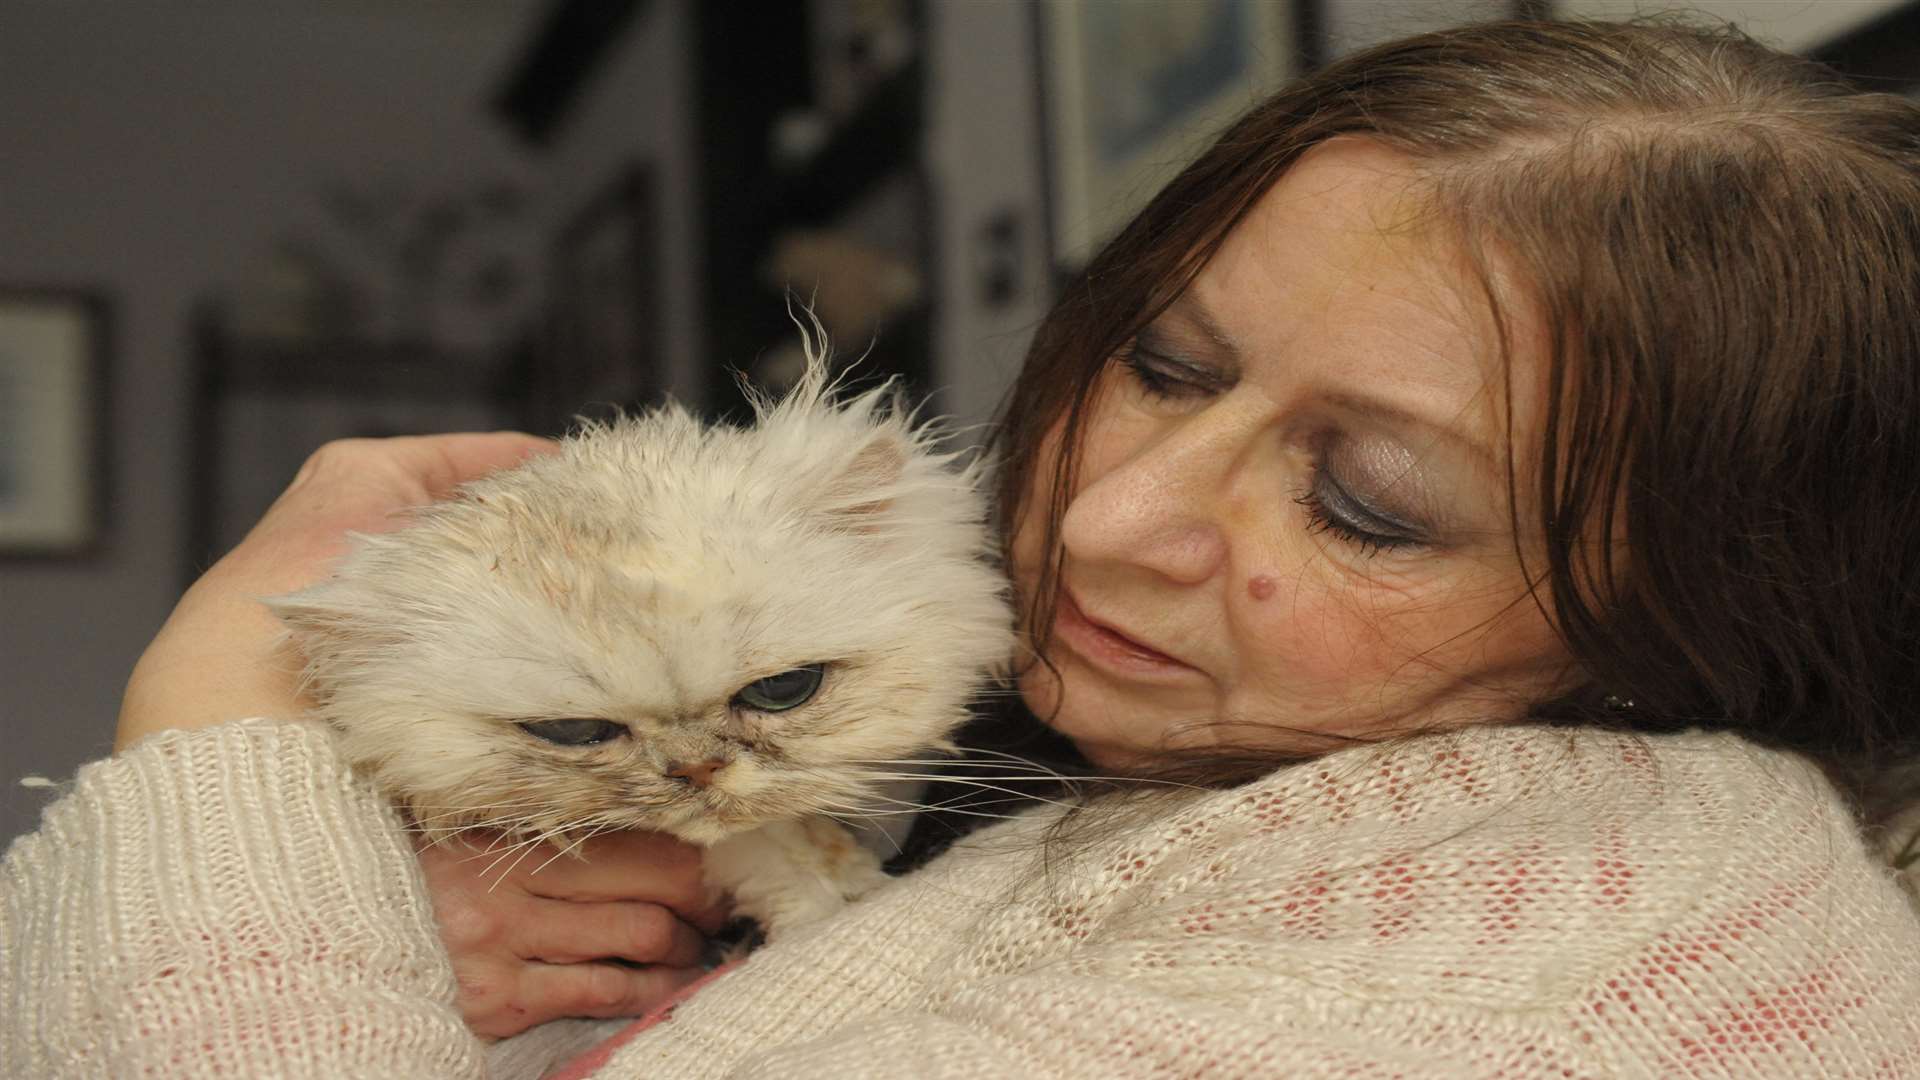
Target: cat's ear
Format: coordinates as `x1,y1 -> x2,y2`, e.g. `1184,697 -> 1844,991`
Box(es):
265,581 -> 400,654
264,588 -> 329,643
820,430 -> 907,528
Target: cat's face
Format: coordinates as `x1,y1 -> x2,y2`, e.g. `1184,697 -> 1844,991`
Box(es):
273,379 -> 1012,847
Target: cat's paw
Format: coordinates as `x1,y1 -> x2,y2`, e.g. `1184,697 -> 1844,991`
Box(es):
704,916 -> 769,966
703,818 -> 890,941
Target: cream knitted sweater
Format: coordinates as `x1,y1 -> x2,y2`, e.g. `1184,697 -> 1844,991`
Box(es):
5,718 -> 1919,1078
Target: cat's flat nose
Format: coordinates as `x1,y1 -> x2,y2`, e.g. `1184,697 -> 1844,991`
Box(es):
665,757 -> 730,789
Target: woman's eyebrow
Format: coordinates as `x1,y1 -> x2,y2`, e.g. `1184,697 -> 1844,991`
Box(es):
1164,294 -> 1243,353
1169,294 -> 1499,478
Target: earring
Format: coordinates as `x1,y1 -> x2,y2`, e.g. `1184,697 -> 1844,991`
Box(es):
1602,694 -> 1635,712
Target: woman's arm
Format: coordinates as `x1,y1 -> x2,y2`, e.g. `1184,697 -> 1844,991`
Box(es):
3,433 -> 721,1075
115,433 -> 553,750
1,719 -> 487,1077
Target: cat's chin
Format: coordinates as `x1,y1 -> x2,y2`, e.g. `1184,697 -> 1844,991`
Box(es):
665,815 -> 763,848
634,793 -> 768,847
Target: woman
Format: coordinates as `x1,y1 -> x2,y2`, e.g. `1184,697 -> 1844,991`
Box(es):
8,19 -> 1920,1077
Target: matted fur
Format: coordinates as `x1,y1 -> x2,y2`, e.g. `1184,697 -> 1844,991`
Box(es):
271,333 -> 1012,931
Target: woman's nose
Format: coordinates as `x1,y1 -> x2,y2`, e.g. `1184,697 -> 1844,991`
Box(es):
1060,408 -> 1246,585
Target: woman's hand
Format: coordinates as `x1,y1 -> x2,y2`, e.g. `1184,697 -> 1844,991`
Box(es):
116,433 -> 554,749
418,829 -> 731,1039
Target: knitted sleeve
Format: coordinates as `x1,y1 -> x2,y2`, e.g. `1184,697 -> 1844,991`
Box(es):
581,726 -> 1920,1079
0,719 -> 485,1079
629,969 -> 1505,1079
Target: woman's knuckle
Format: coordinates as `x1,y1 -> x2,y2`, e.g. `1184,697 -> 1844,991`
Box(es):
628,907 -> 673,956
436,899 -> 500,950
583,964 -> 630,1008
311,437 -> 372,463
293,438 -> 372,484
454,965 -> 508,1010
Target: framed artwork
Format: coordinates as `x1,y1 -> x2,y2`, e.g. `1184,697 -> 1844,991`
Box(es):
0,290 -> 109,556
185,315 -> 515,581
538,165 -> 661,434
1039,0 -> 1295,269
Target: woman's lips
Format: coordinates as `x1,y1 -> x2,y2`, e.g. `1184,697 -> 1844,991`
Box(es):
1054,590 -> 1197,679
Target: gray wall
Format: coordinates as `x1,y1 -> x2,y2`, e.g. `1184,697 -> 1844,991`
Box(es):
534,0 -> 701,407
0,1 -> 560,844
927,0 -> 1055,437
1554,0 -> 1900,50
1323,0 -> 1516,56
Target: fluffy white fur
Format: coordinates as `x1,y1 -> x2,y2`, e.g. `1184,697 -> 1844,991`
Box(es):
271,337 -> 1012,934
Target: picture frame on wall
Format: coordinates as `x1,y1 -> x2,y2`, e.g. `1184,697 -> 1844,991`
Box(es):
0,290 -> 108,556
537,164 -> 661,434
186,329 -> 514,579
1039,0 -> 1295,270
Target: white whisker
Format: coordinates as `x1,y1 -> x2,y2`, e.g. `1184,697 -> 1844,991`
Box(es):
850,758 -> 1207,791
478,830 -> 559,888
528,823 -> 615,877
816,801 -> 1029,822
820,788 -> 1042,819
847,774 -> 1087,810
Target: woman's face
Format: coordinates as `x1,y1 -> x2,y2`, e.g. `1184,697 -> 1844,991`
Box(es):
1013,139 -> 1575,771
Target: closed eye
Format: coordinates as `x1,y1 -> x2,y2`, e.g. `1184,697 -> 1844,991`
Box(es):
518,718 -> 629,746
731,664 -> 827,712
1122,334 -> 1428,557
1296,466 -> 1425,556
1119,337 -> 1226,400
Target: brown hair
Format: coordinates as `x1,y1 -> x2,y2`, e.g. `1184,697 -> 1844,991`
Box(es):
991,18 -> 1920,786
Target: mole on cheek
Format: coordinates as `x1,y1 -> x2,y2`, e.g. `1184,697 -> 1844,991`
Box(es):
1247,575 -> 1276,601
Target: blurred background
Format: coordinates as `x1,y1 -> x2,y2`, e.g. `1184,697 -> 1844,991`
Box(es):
2,0 -> 1913,845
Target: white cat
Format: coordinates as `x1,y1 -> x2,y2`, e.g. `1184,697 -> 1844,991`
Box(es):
271,337 -> 1013,936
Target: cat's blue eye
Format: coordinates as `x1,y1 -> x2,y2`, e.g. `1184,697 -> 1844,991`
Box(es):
732,664 -> 826,712
518,718 -> 629,746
